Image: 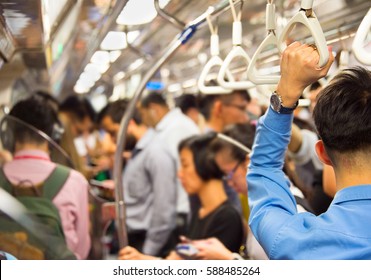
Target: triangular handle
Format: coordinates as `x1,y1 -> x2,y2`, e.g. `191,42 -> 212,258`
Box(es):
198,56 -> 233,94
247,33 -> 280,85
278,10 -> 329,68
352,8 -> 371,65
217,46 -> 255,90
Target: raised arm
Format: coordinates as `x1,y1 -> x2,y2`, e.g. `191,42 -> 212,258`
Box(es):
247,42 -> 333,259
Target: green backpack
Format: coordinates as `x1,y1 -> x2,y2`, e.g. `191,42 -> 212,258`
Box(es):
0,165 -> 76,260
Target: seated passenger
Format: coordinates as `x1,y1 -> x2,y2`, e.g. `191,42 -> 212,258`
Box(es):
0,96 -> 91,259
118,133 -> 244,260
248,42 -> 371,259
191,124 -> 311,260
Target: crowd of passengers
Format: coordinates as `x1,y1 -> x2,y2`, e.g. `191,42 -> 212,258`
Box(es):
0,43 -> 370,260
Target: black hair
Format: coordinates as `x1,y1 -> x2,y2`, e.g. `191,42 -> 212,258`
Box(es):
309,81 -> 322,92
198,90 -> 251,120
178,133 -> 224,181
210,123 -> 255,162
140,92 -> 168,108
59,96 -> 96,122
313,67 -> 371,156
98,99 -> 142,125
224,90 -> 251,103
175,94 -> 198,114
9,96 -> 60,145
33,90 -> 60,112
198,94 -> 218,120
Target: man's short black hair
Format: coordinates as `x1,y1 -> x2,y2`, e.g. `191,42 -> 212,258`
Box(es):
9,96 -> 59,145
313,67 -> 371,157
178,133 -> 224,181
198,90 -> 251,121
98,99 -> 142,125
309,81 -> 322,92
175,94 -> 198,114
59,96 -> 96,122
140,92 -> 168,108
211,123 -> 256,162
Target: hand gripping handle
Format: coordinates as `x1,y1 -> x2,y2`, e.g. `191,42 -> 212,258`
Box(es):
278,10 -> 329,68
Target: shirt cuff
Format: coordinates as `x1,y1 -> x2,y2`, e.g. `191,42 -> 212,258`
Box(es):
262,106 -> 294,134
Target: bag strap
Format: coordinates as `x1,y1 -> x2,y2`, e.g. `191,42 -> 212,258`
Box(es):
42,165 -> 70,200
0,167 -> 13,193
0,165 -> 70,200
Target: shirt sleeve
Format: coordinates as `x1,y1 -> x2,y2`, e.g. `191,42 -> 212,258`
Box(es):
247,107 -> 299,258
55,170 -> 91,260
142,146 -> 177,255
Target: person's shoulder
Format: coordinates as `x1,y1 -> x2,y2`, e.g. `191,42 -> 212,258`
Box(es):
58,165 -> 88,188
214,202 -> 241,220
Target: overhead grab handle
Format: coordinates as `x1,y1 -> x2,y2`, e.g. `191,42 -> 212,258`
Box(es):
247,1 -> 280,85
218,0 -> 255,90
278,0 -> 329,68
352,8 -> 371,65
198,11 -> 233,94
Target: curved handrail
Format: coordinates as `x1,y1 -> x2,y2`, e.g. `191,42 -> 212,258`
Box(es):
198,55 -> 233,94
247,2 -> 280,85
217,0 -> 255,90
352,8 -> 371,65
217,42 -> 255,89
278,0 -> 329,68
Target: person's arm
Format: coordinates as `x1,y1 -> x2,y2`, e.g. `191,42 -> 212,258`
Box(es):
193,238 -> 234,260
141,145 -> 177,256
247,42 -> 333,259
288,123 -> 303,153
118,246 -> 158,260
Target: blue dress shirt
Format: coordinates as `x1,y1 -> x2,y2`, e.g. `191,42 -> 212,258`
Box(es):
247,107 -> 371,259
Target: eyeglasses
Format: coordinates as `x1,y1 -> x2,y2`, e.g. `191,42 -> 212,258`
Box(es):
223,103 -> 247,113
222,160 -> 242,181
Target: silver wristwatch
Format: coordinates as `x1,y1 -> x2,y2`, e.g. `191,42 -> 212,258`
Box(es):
270,91 -> 298,114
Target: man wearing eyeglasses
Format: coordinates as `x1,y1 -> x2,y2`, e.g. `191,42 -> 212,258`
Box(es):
198,89 -> 251,133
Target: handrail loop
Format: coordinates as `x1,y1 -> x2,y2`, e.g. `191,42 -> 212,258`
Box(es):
247,0 -> 280,85
217,0 -> 255,90
277,0 -> 329,68
352,8 -> 371,65
198,10 -> 233,94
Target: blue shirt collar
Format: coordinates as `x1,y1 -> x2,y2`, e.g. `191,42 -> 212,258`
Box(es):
332,185 -> 371,205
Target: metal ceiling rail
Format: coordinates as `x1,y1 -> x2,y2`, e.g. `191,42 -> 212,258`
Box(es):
154,0 -> 186,30
112,0 -> 244,249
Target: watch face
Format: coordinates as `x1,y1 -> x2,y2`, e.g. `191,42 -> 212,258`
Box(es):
270,94 -> 281,112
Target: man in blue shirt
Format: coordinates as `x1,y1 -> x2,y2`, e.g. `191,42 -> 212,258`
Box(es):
247,41 -> 371,259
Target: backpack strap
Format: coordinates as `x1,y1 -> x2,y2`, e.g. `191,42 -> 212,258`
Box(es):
42,165 -> 70,200
0,167 -> 13,193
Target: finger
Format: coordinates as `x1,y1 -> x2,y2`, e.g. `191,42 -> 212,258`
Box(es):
286,41 -> 301,50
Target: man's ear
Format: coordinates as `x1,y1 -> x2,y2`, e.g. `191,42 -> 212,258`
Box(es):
214,100 -> 223,116
315,140 -> 333,166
